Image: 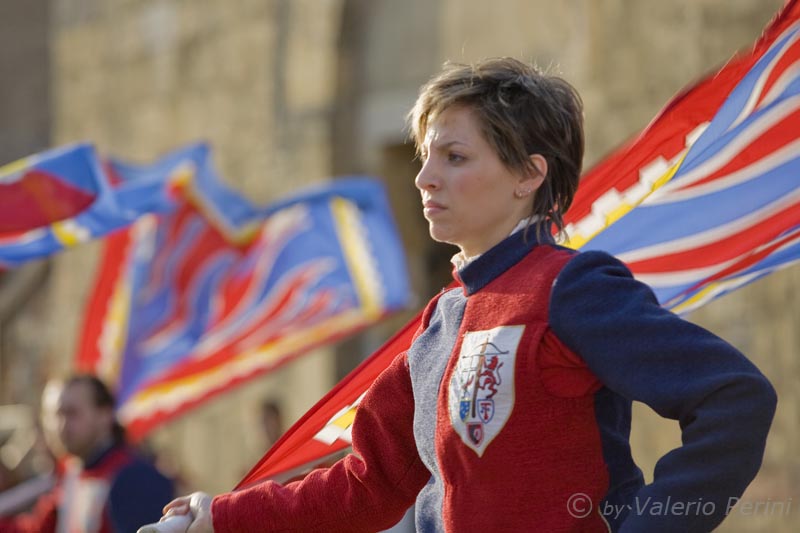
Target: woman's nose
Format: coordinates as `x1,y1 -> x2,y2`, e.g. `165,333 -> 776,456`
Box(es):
415,160 -> 438,191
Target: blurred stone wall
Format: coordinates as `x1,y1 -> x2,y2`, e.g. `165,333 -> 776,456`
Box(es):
0,0 -> 52,406
43,0 -> 345,493
1,0 -> 794,529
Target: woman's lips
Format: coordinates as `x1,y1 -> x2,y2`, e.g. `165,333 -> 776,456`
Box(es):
423,201 -> 446,217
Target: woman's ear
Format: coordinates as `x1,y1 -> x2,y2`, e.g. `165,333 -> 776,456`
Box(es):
529,153 -> 548,180
517,154 -> 547,197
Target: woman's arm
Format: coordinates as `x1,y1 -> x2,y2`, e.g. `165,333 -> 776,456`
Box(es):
207,352 -> 430,533
549,250 -> 777,533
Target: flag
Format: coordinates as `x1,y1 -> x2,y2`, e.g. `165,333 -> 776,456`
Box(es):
1,141 -> 411,443
237,0 -> 800,487
0,144 -> 130,269
237,317 -> 420,486
0,142 -> 200,268
76,143 -> 217,402
564,0 -> 800,314
76,145 -> 411,439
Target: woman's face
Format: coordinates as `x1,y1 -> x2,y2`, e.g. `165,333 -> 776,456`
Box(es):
415,105 -> 542,257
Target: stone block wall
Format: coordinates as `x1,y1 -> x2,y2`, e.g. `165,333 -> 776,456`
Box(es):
2,1 -> 794,529
43,0 -> 345,493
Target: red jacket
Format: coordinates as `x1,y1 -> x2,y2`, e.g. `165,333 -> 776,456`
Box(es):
212,232 -> 774,532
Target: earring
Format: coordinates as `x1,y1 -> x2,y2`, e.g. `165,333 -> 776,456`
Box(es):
515,189 -> 531,198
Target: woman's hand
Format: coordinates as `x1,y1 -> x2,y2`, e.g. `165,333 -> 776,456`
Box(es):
162,492 -> 214,533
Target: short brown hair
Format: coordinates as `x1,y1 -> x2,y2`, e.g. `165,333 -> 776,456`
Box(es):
408,57 -> 584,238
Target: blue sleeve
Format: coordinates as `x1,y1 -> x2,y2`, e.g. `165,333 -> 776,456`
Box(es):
108,460 -> 174,533
549,250 -> 776,533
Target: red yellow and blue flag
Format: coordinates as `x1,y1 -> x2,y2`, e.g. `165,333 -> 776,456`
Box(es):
0,144 -> 130,268
1,141 -> 411,441
565,0 -> 800,314
75,144 -> 411,439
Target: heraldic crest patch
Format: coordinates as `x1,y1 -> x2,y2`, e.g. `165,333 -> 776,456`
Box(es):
448,325 -> 524,456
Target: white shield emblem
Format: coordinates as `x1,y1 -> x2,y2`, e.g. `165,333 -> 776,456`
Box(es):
449,325 -> 524,456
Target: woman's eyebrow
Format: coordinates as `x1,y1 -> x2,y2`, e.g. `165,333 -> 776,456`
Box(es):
431,140 -> 468,150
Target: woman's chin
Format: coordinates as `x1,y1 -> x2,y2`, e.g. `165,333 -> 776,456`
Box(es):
428,228 -> 458,247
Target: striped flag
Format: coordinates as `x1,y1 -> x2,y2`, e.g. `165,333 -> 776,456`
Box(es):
0,144 -> 130,268
76,145 -> 411,439
0,142 -> 201,268
0,138 -> 413,441
236,0 -> 800,487
566,0 -> 800,314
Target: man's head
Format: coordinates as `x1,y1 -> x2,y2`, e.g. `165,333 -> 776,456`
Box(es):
408,57 -> 585,238
56,375 -> 121,461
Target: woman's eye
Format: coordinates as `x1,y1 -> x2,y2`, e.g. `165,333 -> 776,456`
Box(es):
448,152 -> 465,163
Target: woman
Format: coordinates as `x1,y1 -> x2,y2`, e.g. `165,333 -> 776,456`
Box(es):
159,58 -> 776,533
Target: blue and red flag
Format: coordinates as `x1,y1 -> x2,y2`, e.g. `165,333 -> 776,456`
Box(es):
564,0 -> 800,314
74,145 -> 410,439
1,140 -> 411,441
0,142 -> 200,268
236,0 -> 800,487
0,144 -> 130,269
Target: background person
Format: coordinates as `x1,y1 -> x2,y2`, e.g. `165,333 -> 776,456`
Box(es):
0,374 -> 174,533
